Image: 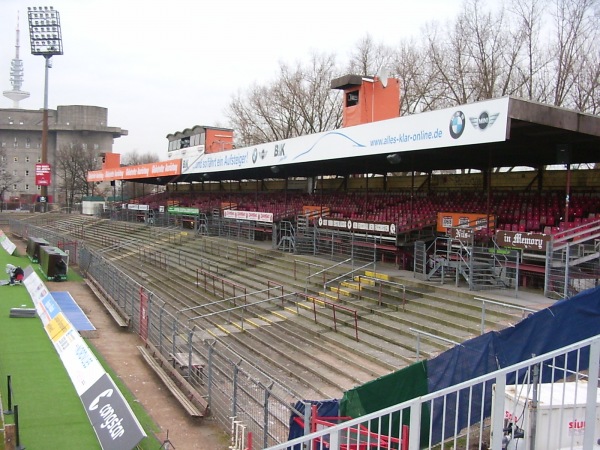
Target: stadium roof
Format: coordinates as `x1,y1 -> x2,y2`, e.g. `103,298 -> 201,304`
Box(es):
90,96 -> 600,186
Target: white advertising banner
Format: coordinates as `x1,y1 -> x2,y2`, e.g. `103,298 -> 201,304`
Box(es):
22,267 -> 146,449
0,229 -> 16,255
223,209 -> 274,223
23,267 -> 107,394
181,97 -> 510,175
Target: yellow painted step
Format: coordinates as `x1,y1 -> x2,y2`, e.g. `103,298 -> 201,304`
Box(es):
364,270 -> 390,281
341,281 -> 361,290
329,286 -> 353,298
353,276 -> 376,286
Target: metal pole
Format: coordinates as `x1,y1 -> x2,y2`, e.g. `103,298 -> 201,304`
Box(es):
544,241 -> 552,297
584,340 -> 600,449
481,301 -> 486,335
261,384 -> 270,449
40,56 -> 51,211
565,163 -> 571,222
207,344 -> 213,406
303,401 -> 311,450
4,375 -> 13,414
232,365 -> 238,417
564,243 -> 570,298
530,357 -> 539,450
14,404 -> 22,450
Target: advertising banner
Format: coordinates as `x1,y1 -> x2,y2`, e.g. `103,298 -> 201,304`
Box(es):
316,216 -> 397,236
35,163 -> 51,186
81,373 -> 147,450
127,204 -> 149,211
87,160 -> 180,182
181,97 -> 510,176
22,267 -> 146,449
437,212 -> 495,233
223,209 -> 273,223
0,229 -> 16,255
496,230 -> 550,251
167,206 -> 199,215
451,227 -> 474,243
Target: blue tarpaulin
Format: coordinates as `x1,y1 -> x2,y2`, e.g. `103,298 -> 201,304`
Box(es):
427,286 -> 600,443
52,291 -> 96,331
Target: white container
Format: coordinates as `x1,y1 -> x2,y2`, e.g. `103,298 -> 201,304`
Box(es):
494,381 -> 600,450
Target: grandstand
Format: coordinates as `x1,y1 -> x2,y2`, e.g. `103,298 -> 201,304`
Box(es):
3,93 -> 600,449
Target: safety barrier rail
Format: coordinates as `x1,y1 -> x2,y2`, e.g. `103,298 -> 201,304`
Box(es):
265,335 -> 600,450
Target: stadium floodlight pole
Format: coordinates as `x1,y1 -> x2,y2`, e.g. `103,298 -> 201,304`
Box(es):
27,6 -> 63,212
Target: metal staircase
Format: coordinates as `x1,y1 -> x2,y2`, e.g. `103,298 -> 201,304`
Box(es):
416,231 -> 518,293
277,220 -> 295,252
293,215 -> 318,255
545,218 -> 600,299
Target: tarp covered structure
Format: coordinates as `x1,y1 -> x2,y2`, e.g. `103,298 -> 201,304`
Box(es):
339,286 -> 600,444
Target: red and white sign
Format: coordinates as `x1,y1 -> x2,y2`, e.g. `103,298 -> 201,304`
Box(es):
35,163 -> 51,186
87,160 -> 181,182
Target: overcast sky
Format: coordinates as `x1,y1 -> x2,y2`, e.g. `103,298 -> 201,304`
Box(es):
1,0 -> 459,160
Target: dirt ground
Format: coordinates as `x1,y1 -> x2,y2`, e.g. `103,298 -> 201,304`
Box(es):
57,281 -> 231,450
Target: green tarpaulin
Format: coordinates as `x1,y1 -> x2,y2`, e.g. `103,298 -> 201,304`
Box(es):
340,360 -> 430,446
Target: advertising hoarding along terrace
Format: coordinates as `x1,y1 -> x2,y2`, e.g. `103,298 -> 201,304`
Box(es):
22,267 -> 146,450
437,212 -> 495,233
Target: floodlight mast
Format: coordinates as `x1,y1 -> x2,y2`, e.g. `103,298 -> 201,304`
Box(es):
27,6 -> 63,210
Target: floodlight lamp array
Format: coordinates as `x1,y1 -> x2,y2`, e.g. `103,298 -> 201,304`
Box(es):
27,6 -> 63,56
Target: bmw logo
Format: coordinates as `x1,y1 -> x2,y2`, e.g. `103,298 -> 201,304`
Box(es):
252,148 -> 258,164
449,111 -> 466,139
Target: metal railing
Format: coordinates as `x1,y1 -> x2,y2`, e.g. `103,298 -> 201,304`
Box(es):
305,257 -> 352,293
265,334 -> 600,450
476,297 -> 538,335
546,222 -> 600,300
297,292 -> 360,341
322,260 -> 374,293
195,267 -> 248,300
410,327 -> 462,360
293,259 -> 325,282
355,275 -> 406,309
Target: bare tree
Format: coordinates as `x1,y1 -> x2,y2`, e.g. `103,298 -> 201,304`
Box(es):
394,0 -> 600,114
346,33 -> 395,76
424,17 -> 476,107
121,150 -> 160,166
120,150 -> 160,200
508,0 -> 550,100
571,49 -> 600,114
226,52 -> 343,147
0,147 -> 20,211
550,0 -> 599,107
225,0 -> 600,155
392,39 -> 440,114
55,143 -> 101,208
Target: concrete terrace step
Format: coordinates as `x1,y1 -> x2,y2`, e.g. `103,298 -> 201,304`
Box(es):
336,289 -> 498,338
110,247 -> 385,398
352,280 -> 525,326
